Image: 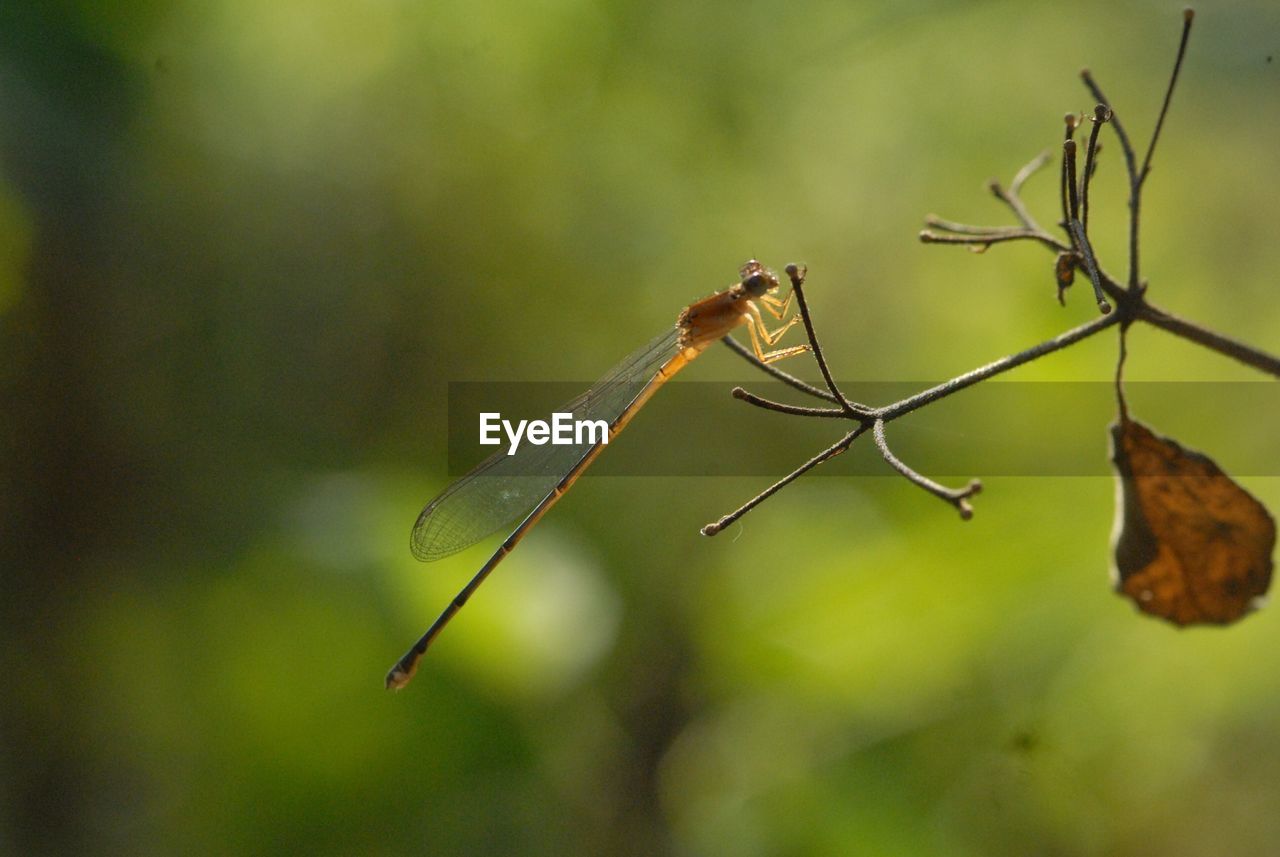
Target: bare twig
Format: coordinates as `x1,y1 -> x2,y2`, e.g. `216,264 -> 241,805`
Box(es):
878,311 -> 1122,421
874,419 -> 981,520
721,336 -> 839,403
724,264 -> 876,417
919,229 -> 1069,254
1081,104 -> 1110,231
700,425 -> 868,536
924,216 -> 1028,236
1140,9 -> 1196,187
731,387 -> 848,419
924,152 -> 1071,258
990,152 -> 1052,233
736,305 -> 1125,427
1066,218 -> 1112,314
1061,136 -> 1111,312
1081,10 -> 1195,291
784,264 -> 869,417
1010,150 -> 1053,196
1136,301 -> 1280,377
1064,138 -> 1081,224
1080,72 -> 1137,188
1059,114 -> 1078,236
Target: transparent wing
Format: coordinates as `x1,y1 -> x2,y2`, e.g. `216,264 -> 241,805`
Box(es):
411,327 -> 682,561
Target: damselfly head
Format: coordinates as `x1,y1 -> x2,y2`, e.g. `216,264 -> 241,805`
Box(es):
739,259 -> 779,297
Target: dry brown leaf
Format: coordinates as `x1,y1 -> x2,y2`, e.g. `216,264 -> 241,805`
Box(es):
1110,416 -> 1276,625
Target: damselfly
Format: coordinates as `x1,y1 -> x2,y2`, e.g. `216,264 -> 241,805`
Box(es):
387,260 -> 809,689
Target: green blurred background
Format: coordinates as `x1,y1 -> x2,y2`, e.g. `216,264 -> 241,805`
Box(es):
3,1 -> 1278,854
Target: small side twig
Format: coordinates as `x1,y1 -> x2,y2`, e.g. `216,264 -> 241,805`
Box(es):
701,425 -> 868,536
919,228 -> 1068,254
923,151 -> 1072,256
1064,215 -> 1111,313
1062,139 -> 1083,229
1061,136 -> 1113,313
1059,113 -> 1078,236
721,336 -> 839,404
924,216 -> 1029,237
1010,150 -> 1052,196
784,263 -> 870,417
1136,301 -> 1280,377
730,386 -> 847,419
1081,8 -> 1195,290
1081,104 -> 1110,231
873,419 -> 981,520
725,264 -> 875,420
1140,8 -> 1196,188
878,310 -> 1122,421
990,150 -> 1053,232
1080,73 -> 1138,188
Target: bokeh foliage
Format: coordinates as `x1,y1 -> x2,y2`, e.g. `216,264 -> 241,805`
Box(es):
2,1 -> 1278,854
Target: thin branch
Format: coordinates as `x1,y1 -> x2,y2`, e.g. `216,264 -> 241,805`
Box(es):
919,229 -> 1069,254
1095,7 -> 1195,292
785,264 -> 866,417
926,152 -> 1066,256
1010,150 -> 1053,196
1064,138 -> 1081,225
1136,300 -> 1280,377
731,387 -> 849,419
1080,71 -> 1138,188
932,133 -> 1129,309
874,419 -> 982,520
990,152 -> 1057,237
878,310 -> 1122,421
1066,219 -> 1112,314
721,336 -> 839,403
1062,137 -> 1112,313
1140,9 -> 1195,187
1080,69 -> 1143,290
1059,114 -> 1078,238
736,303 -> 1130,426
1081,104 -> 1110,232
924,216 -> 1029,236
701,425 -> 867,536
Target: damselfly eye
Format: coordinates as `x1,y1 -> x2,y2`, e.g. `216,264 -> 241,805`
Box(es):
743,273 -> 766,292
